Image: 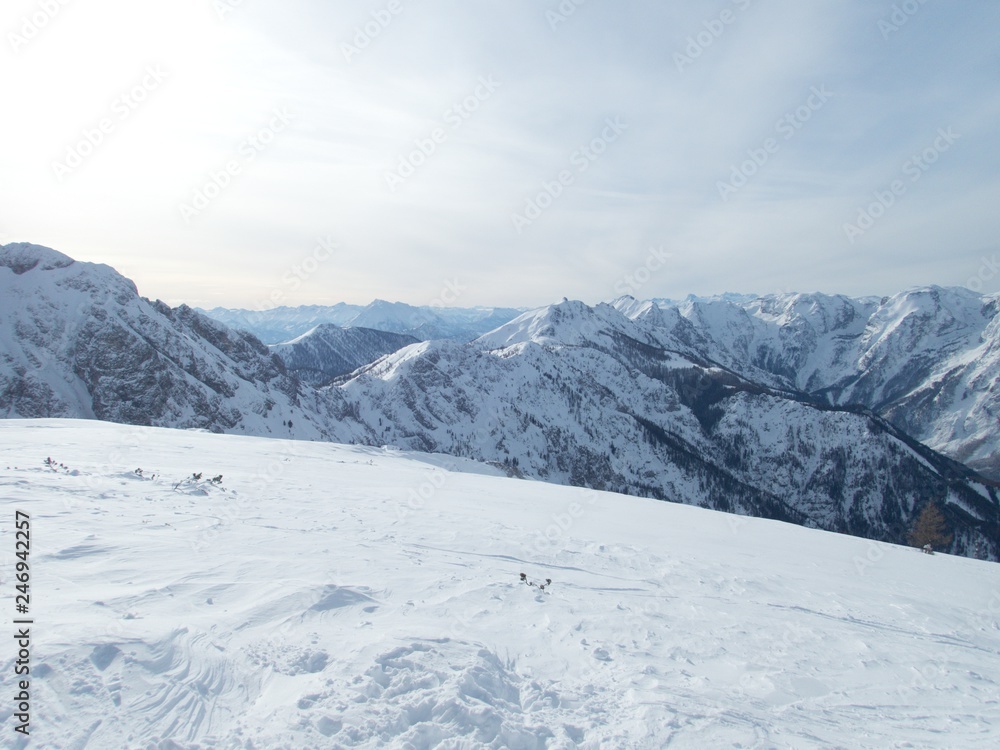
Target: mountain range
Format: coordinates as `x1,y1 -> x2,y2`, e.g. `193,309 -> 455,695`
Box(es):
269,325 -> 419,384
201,300 -> 525,344
2,242 -> 998,560
618,290 -> 1000,481
224,286 -> 1000,484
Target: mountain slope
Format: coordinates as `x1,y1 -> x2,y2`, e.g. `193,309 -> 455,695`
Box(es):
335,300 -> 1000,559
0,242 -> 369,442
269,324 -> 419,384
3,420 -> 999,749
618,288 -> 1000,479
3,244 -> 997,560
210,288 -> 1000,480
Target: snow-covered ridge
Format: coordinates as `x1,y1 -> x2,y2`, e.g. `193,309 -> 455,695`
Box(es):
209,285 -> 1000,479
0,242 -> 372,444
268,324 -> 418,384
618,287 -> 1000,479
0,241 -> 76,275
338,297 -> 1000,559
3,420 -> 999,748
201,300 -> 526,344
2,243 -> 998,560
476,300 -> 644,350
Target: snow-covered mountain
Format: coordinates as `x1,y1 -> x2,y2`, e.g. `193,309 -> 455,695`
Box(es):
2,244 -> 998,559
210,289 -> 1000,481
335,300 -> 1000,559
0,243 -> 369,443
269,324 -> 418,384
614,288 -> 1000,480
4,419 -> 1000,748
202,301 -> 524,344
200,302 -> 360,345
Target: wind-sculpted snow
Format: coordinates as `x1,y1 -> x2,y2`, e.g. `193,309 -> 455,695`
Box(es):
3,420 -> 999,748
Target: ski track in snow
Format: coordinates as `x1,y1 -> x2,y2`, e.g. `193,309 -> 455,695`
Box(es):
1,420 -> 999,749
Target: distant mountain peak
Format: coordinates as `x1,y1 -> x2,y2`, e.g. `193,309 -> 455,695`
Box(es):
1,242 -> 76,274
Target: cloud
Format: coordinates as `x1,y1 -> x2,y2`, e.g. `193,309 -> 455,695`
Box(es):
1,0 -> 998,307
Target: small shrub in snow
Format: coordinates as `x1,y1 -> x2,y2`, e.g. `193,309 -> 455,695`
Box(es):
520,572 -> 553,591
172,471 -> 222,492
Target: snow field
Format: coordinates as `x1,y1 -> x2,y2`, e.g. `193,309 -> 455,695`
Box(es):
1,420 -> 999,749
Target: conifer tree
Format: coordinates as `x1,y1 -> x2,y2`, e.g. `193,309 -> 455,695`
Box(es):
907,502 -> 953,552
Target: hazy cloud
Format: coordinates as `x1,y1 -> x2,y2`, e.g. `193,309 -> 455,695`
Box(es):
2,0 -> 998,307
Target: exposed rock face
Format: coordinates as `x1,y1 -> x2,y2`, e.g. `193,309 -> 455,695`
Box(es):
0,242 -> 369,442
612,289 -> 1000,481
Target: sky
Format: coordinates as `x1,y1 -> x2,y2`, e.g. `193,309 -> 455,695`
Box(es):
1,0 -> 998,309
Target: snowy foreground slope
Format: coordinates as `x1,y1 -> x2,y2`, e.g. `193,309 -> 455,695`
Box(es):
2,421 -> 999,749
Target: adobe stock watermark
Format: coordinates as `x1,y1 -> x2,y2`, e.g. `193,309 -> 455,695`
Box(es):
546,0 -> 588,31
385,75 -> 501,192
341,0 -> 406,64
177,107 -> 294,222
674,0 -> 754,72
896,659 -> 948,699
843,127 -> 959,244
213,0 -> 246,21
428,278 -> 467,309
7,0 -> 72,54
19,299 -> 90,375
966,253 -> 1000,293
531,489 -> 601,554
727,512 -> 751,536
80,424 -> 156,500
395,466 -> 450,523
51,66 -> 169,182
853,538 -> 896,576
191,442 -> 306,552
878,0 -> 932,40
733,621 -> 804,702
510,117 -> 628,234
613,246 -> 673,297
245,235 -> 337,321
466,403 -> 506,454
983,587 -> 1000,631
717,85 -> 833,201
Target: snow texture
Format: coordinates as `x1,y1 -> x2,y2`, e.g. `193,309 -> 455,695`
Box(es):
1,420 -> 999,749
